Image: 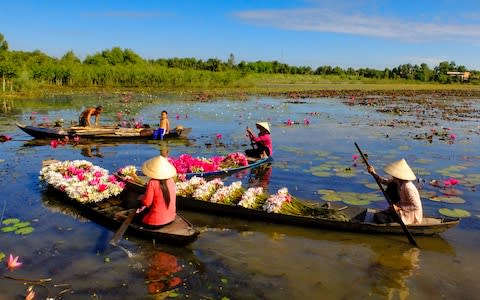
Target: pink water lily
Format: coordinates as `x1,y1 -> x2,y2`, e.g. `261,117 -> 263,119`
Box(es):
216,133 -> 222,140
449,134 -> 456,140
73,136 -> 80,142
94,170 -> 104,178
97,183 -> 108,192
76,172 -> 85,181
89,179 -> 100,186
108,175 -> 117,183
303,118 -> 310,125
50,140 -> 58,148
444,178 -> 459,186
7,254 -> 22,271
286,119 -> 293,126
176,113 -> 180,120
352,155 -> 359,160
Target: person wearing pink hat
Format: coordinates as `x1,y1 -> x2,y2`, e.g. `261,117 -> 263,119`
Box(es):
246,122 -> 272,159
136,156 -> 177,229
368,159 -> 423,225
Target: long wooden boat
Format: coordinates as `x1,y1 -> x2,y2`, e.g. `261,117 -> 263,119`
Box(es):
185,156 -> 272,179
16,122 -> 191,140
43,186 -> 199,245
117,175 -> 460,236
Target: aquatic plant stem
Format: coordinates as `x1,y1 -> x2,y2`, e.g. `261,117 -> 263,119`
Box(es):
354,142 -> 419,247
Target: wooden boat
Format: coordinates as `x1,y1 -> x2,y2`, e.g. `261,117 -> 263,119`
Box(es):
16,122 -> 191,140
117,175 -> 460,236
185,156 -> 272,179
44,191 -> 199,245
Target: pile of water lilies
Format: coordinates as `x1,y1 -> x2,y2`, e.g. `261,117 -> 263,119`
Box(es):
39,160 -> 125,203
167,152 -> 248,174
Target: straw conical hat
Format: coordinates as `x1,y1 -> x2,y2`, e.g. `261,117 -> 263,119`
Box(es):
256,122 -> 271,133
142,156 -> 177,180
384,159 -> 416,181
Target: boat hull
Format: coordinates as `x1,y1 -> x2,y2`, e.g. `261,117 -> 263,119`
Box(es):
118,177 -> 459,236
16,122 -> 191,140
45,187 -> 199,245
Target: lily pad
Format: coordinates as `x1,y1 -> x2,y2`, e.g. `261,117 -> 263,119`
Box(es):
1,226 -> 17,233
12,221 -> 31,228
0,252 -> 5,261
438,208 -> 471,218
414,158 -> 433,164
429,196 -> 465,204
419,190 -> 437,198
14,226 -> 34,235
398,145 -> 410,151
312,171 -> 331,177
437,165 -> 467,178
2,218 -> 20,225
342,198 -> 372,206
364,182 -> 379,190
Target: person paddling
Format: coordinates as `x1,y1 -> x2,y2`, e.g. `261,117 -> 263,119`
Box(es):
246,122 -> 272,158
136,156 -> 177,229
367,159 -> 423,225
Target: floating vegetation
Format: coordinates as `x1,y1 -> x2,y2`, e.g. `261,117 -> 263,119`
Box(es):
429,195 -> 465,204
1,218 -> 35,235
309,162 -> 357,178
414,158 -> 433,164
437,165 -> 467,178
438,208 -> 471,218
0,252 -> 5,261
317,189 -> 383,205
419,190 -> 437,198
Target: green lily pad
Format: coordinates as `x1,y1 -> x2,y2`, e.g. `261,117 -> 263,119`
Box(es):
13,221 -> 31,228
429,196 -> 465,204
221,278 -> 228,284
1,226 -> 18,233
322,193 -> 343,202
364,182 -> 379,190
312,171 -> 331,177
2,218 -> 20,225
419,190 -> 437,198
335,168 -> 357,178
342,199 -> 372,206
438,208 -> 471,218
437,165 -> 467,178
463,173 -> 480,185
0,252 -> 5,261
415,158 -> 433,164
312,150 -> 330,157
398,145 -> 410,151
413,168 -> 431,176
14,226 -> 34,235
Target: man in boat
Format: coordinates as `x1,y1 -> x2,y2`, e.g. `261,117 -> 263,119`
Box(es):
79,105 -> 103,127
135,156 -> 177,229
246,122 -> 272,158
367,159 -> 423,225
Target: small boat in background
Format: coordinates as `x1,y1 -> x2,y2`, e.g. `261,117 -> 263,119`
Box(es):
16,122 -> 191,140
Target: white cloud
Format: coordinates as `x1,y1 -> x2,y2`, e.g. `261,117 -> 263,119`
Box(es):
234,8 -> 480,43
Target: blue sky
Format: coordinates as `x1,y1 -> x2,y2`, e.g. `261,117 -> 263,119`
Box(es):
2,0 -> 480,70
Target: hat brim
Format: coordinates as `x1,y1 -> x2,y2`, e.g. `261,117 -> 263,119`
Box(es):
142,156 -> 177,180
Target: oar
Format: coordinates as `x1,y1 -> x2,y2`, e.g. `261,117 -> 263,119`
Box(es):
354,142 -> 419,247
246,127 -> 256,149
109,209 -> 136,246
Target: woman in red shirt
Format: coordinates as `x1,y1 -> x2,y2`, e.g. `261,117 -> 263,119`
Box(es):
246,122 -> 272,158
136,156 -> 177,229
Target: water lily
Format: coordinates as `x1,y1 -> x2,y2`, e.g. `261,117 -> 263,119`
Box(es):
303,118 -> 310,125
449,134 -> 457,140
50,140 -> 58,148
216,133 -> 222,139
73,136 -> 80,142
97,183 -> 108,192
176,113 -> 180,120
352,155 -> 359,160
286,119 -> 293,126
7,254 -> 22,271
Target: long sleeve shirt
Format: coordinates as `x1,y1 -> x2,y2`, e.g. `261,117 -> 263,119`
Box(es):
141,178 -> 176,226
251,133 -> 273,156
377,176 -> 423,225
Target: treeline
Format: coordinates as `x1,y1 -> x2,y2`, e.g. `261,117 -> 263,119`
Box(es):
0,33 -> 478,92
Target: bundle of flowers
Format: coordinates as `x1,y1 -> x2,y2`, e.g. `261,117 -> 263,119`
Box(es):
176,177 -> 207,197
40,160 -> 125,203
219,152 -> 249,169
167,152 -> 249,174
209,181 -> 244,204
117,165 -> 138,181
262,188 -> 315,216
237,187 -> 267,209
192,178 -> 224,201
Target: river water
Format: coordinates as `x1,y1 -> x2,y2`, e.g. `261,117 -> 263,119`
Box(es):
0,94 -> 479,299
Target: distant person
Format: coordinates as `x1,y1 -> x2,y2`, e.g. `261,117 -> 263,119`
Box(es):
79,106 -> 103,127
136,156 -> 177,229
246,122 -> 272,158
367,159 -> 423,225
153,110 -> 170,140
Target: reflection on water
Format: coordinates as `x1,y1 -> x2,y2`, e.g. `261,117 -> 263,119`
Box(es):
1,95 -> 480,299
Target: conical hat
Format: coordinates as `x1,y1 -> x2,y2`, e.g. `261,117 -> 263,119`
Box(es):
256,122 -> 271,133
384,159 -> 416,181
142,156 -> 177,180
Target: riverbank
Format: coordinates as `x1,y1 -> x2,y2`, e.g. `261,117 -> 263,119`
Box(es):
2,73 -> 480,100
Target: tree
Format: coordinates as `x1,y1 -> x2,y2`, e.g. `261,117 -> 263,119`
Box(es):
0,33 -> 8,51
227,53 -> 235,69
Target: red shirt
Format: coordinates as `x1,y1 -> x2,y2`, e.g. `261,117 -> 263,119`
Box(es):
141,178 -> 176,226
251,133 -> 273,155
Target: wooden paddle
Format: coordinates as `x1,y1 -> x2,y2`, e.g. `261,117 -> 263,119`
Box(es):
246,127 -> 256,150
354,142 -> 419,247
109,209 -> 136,246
